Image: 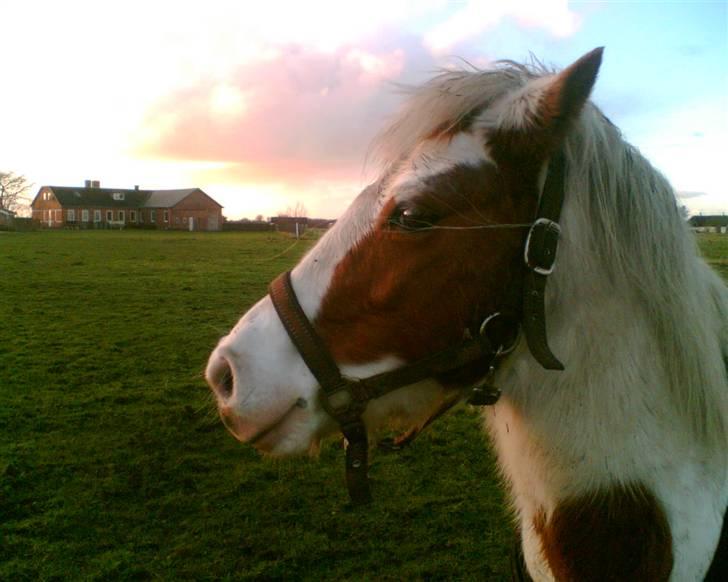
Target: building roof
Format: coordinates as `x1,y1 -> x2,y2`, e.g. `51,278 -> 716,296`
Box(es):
143,189 -> 199,208
42,187 -> 149,208
32,185 -> 222,209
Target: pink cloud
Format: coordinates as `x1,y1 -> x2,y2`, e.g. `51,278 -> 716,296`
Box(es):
136,43 -> 422,184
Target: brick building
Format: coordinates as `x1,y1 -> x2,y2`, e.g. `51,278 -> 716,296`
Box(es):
30,181 -> 223,231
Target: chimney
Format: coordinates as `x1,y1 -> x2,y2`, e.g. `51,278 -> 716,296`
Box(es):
85,180 -> 92,188
91,180 -> 100,188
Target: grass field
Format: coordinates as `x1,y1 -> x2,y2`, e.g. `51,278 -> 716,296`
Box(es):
1,231 -> 725,581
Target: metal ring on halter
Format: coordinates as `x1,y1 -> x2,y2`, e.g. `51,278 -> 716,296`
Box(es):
479,312 -> 521,356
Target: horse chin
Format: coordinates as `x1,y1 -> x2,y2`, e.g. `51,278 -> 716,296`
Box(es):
252,423 -> 323,457
219,403 -> 326,457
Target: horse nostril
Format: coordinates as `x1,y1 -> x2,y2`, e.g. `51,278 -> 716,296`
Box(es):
208,356 -> 235,401
219,363 -> 234,399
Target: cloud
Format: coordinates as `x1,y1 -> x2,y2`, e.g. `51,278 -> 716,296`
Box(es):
134,2 -> 584,191
135,38 -> 439,185
424,0 -> 580,54
130,2 -> 586,218
677,191 -> 706,200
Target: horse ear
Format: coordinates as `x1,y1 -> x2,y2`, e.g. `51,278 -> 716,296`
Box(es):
539,47 -> 604,134
488,48 -> 604,158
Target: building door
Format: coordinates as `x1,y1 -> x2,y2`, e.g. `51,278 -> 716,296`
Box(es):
208,213 -> 218,231
189,217 -> 195,231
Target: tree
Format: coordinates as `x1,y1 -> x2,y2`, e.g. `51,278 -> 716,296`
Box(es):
0,171 -> 32,214
280,201 -> 307,218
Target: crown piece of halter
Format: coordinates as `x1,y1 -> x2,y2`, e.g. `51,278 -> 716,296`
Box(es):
268,151 -> 566,504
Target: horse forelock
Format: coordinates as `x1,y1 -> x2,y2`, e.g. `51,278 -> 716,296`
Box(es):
369,61 -> 537,171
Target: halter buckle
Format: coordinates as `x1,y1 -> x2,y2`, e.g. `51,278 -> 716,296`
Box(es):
479,312 -> 520,355
322,380 -> 369,421
326,387 -> 353,415
524,218 -> 561,276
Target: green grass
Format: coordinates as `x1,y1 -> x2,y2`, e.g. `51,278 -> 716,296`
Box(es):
698,233 -> 728,280
1,231 -> 512,581
2,231 -> 725,581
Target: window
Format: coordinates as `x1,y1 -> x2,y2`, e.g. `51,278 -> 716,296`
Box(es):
175,216 -> 180,224
106,210 -> 113,221
67,209 -> 75,222
163,210 -> 169,223
82,209 -> 89,222
130,210 -> 137,223
94,210 -> 101,223
112,192 -> 125,201
118,210 -> 125,222
150,210 -> 156,222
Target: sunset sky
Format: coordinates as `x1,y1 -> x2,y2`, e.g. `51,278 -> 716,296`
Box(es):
2,1 -> 726,219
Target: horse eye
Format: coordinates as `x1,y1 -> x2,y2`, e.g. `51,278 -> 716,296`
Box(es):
388,205 -> 438,231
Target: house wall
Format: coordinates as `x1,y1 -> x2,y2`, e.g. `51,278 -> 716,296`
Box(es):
33,203 -> 143,228
31,193 -> 62,227
31,188 -> 224,230
170,190 -> 223,231
68,207 -> 140,227
140,208 -> 173,229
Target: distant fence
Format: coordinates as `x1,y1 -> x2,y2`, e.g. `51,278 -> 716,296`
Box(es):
692,226 -> 727,234
0,217 -> 34,231
222,221 -> 274,232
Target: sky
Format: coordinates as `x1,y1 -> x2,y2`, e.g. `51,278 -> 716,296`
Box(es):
2,0 -> 726,219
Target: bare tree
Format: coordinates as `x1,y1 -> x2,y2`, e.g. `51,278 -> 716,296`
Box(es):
0,172 -> 32,214
280,201 -> 307,218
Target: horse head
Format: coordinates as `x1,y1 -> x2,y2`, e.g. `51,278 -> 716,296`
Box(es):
205,48 -> 603,457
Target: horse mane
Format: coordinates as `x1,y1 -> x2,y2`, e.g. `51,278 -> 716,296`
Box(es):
370,60 -> 539,167
372,60 -> 728,451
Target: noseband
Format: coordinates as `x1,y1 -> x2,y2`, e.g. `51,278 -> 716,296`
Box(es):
268,152 -> 566,505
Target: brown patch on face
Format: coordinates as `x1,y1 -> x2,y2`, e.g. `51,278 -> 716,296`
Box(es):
533,483 -> 673,581
314,157 -> 540,365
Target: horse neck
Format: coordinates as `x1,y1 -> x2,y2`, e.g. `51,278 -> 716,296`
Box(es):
498,145 -> 728,469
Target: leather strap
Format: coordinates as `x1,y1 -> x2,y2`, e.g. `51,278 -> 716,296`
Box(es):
269,271 -> 351,410
522,152 -> 566,371
269,271 -> 372,504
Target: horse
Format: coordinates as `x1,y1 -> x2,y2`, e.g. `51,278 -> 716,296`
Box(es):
205,48 -> 728,580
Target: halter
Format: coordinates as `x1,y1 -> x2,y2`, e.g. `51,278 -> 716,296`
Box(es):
268,152 -> 566,504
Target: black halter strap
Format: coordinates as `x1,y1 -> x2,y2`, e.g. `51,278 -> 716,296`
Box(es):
522,151 -> 566,370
